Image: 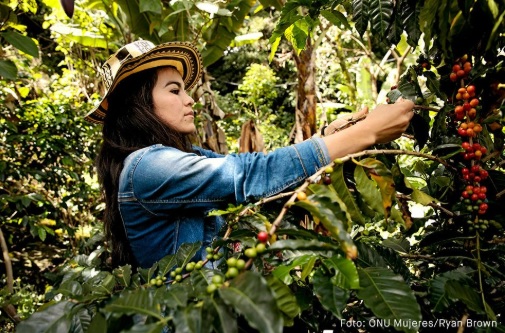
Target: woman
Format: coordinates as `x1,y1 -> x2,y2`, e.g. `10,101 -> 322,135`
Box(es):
87,40 -> 414,269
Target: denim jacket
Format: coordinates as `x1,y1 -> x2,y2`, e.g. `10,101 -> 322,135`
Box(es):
118,138 -> 330,268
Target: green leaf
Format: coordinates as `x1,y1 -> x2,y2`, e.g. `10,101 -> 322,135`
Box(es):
313,268 -> 349,319
219,271 -> 283,333
321,9 -> 351,30
15,301 -> 73,333
352,0 -> 370,37
386,88 -> 403,103
354,165 -> 403,224
115,0 -> 156,42
72,305 -> 92,333
169,10 -> 190,41
330,163 -> 365,225
158,254 -> 177,277
322,256 -> 360,289
276,228 -> 321,240
369,0 -> 393,39
267,239 -> 339,252
432,143 -> 464,159
400,0 -> 421,48
200,0 -> 255,66
397,67 -> 423,102
173,303 -> 206,333
0,59 -> 18,80
424,71 -> 447,100
176,242 -> 201,267
386,2 -> 402,45
155,283 -> 190,309
382,238 -> 410,253
139,262 -> 159,284
269,36 -> 281,63
418,0 -> 440,52
435,1 -> 450,59
49,23 -> 109,48
431,107 -> 451,146
123,322 -> 166,333
270,0 -> 305,42
357,267 -> 422,333
411,188 -> 439,205
139,0 -> 161,14
21,195 -> 31,207
374,245 -> 412,282
300,255 -> 316,281
105,289 -> 163,320
1,31 -> 39,57
87,312 -> 107,333
113,265 -> 132,287
82,271 -> 116,297
201,22 -> 236,66
301,183 -> 353,231
205,297 -> 238,333
191,267 -> 216,293
445,280 -> 491,316
355,242 -> 387,268
258,0 -> 283,10
57,280 -> 83,297
284,18 -> 310,53
294,195 -> 354,247
272,254 -> 315,285
38,226 -> 47,241
266,276 -> 301,326
430,268 -> 473,312
486,7 -> 505,51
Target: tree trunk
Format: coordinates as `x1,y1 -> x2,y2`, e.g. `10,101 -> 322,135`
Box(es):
191,71 -> 229,154
293,37 -> 317,141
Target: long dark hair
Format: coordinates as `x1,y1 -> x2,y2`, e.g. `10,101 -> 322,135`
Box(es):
96,67 -> 193,267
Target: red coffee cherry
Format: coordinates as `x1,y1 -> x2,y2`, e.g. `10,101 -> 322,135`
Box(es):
257,231 -> 268,243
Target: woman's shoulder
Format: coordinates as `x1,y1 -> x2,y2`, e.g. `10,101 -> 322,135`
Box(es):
123,144 -> 194,167
123,144 -> 211,174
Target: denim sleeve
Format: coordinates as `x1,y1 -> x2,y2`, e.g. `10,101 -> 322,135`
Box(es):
130,138 -> 330,208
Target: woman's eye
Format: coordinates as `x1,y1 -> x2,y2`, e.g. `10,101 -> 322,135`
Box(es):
170,89 -> 180,95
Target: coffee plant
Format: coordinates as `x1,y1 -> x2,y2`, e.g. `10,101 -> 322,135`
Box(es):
15,59 -> 505,332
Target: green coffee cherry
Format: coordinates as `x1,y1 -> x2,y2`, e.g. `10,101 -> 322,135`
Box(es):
186,262 -> 195,272
226,267 -> 239,278
207,284 -> 217,294
256,243 -> 266,254
227,257 -> 238,267
211,275 -> 223,285
244,248 -> 257,258
236,259 -> 246,270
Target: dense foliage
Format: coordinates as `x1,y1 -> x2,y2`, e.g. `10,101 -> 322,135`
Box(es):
1,0 -> 505,332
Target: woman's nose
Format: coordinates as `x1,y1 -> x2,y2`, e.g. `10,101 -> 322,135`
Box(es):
185,92 -> 195,106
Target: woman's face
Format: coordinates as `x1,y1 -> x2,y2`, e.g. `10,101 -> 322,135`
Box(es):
152,67 -> 196,134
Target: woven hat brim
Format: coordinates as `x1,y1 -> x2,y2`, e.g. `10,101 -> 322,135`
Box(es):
85,42 -> 202,124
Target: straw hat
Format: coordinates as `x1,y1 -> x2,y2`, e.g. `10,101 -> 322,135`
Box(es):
85,40 -> 203,124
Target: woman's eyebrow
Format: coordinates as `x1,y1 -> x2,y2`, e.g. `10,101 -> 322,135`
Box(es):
164,81 -> 182,88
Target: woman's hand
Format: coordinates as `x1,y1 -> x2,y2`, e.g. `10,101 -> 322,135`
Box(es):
360,97 -> 414,144
323,106 -> 369,136
322,98 -> 414,160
